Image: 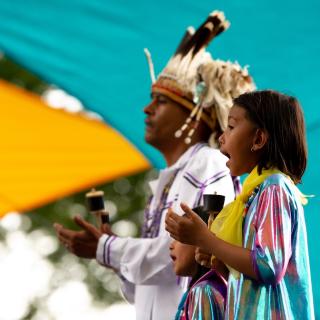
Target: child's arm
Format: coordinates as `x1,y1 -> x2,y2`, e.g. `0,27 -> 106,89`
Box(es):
166,183 -> 293,284
166,203 -> 258,280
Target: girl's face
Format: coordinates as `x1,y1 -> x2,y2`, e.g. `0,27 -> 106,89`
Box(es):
169,240 -> 197,277
219,105 -> 261,177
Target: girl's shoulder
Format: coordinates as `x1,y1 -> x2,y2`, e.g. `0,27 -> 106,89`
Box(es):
261,173 -> 292,190
259,173 -> 303,208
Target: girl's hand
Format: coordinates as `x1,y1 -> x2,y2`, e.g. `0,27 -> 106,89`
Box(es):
165,202 -> 210,247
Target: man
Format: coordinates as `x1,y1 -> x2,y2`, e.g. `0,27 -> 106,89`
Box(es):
54,11 -> 255,320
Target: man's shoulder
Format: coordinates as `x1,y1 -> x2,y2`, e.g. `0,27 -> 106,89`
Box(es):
187,145 -> 228,168
178,145 -> 230,184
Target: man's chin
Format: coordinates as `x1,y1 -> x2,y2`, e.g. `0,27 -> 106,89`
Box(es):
144,134 -> 155,146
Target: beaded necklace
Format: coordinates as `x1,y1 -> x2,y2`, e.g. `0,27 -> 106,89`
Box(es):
142,169 -> 179,238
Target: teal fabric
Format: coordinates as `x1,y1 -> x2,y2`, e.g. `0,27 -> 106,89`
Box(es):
0,1 -> 319,316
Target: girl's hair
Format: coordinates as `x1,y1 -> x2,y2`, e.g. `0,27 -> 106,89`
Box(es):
190,264 -> 210,287
233,90 -> 307,183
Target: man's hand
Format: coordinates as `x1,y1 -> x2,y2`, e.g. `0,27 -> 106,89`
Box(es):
53,215 -> 108,259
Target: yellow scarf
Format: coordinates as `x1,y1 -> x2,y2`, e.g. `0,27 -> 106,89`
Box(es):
210,166 -> 282,277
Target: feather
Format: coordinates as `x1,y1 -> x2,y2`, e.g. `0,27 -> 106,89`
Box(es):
174,26 -> 195,56
173,11 -> 230,59
190,11 -> 230,57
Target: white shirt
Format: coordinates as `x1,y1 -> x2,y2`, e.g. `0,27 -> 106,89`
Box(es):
96,143 -> 235,320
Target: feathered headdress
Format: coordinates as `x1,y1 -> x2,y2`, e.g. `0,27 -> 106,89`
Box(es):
145,11 -> 256,145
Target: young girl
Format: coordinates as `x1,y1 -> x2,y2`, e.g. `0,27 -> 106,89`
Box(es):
170,207 -> 227,320
165,90 -> 315,319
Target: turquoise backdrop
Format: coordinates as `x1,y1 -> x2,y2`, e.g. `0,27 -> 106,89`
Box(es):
0,0 -> 319,316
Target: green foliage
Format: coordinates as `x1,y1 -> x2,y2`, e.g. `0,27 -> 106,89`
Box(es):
27,169 -> 153,306
0,55 -> 48,94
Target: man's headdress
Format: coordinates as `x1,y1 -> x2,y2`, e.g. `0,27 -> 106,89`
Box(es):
145,11 -> 256,145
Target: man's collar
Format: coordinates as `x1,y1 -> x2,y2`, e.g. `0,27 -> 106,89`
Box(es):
148,142 -> 207,195
168,142 -> 206,171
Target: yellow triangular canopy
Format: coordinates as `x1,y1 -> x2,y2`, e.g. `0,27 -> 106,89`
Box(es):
0,80 -> 150,216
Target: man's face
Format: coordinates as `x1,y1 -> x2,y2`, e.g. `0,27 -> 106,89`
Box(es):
144,93 -> 189,149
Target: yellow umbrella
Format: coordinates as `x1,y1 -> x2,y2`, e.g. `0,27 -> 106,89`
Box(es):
0,80 -> 150,217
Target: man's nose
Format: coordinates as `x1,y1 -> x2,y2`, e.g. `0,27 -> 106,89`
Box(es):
144,99 -> 156,114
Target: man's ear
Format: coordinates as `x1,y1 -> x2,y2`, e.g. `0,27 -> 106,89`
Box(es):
252,128 -> 268,151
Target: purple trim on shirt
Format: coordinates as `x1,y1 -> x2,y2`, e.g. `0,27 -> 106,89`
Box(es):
232,176 -> 242,196
142,144 -> 206,239
189,142 -> 206,158
184,172 -> 202,187
106,235 -> 116,266
103,235 -> 117,266
103,236 -> 112,265
142,170 -> 180,238
204,170 -> 229,185
184,170 -> 228,188
184,170 -> 228,206
250,248 -> 263,282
